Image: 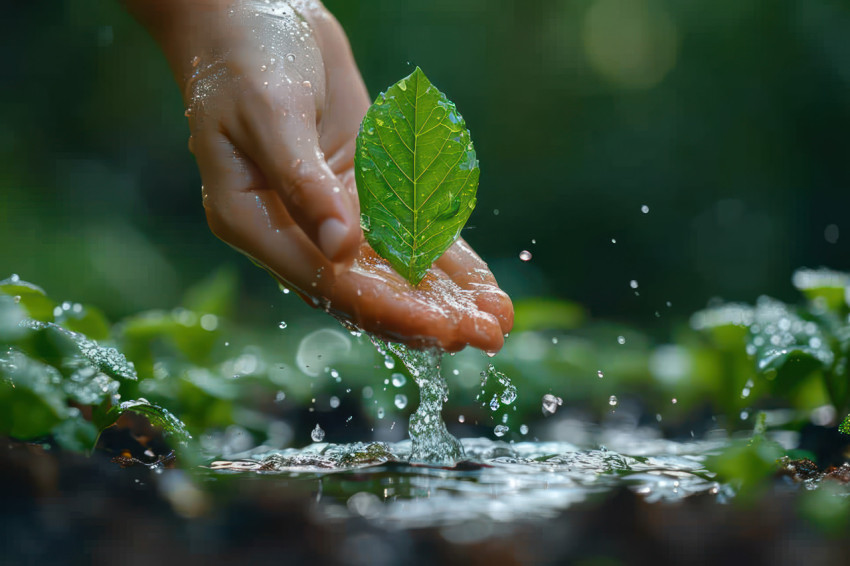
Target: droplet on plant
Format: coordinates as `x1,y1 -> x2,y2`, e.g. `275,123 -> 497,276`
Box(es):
394,394 -> 407,409
391,373 -> 406,387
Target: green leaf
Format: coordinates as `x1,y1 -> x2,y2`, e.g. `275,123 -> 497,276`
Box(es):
22,320 -> 138,381
791,268 -> 849,312
355,67 -> 479,285
51,415 -> 98,452
0,349 -> 68,438
104,398 -> 192,446
0,275 -> 55,322
747,297 -> 832,383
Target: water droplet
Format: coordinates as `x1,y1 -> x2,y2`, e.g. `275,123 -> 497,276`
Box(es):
551,337 -> 559,344
329,396 -> 340,408
394,394 -> 408,409
452,369 -> 460,376
489,395 -> 500,411
458,415 -> 465,423
519,250 -> 532,262
493,424 -> 509,437
611,238 -> 617,244
531,239 -> 537,244
520,424 -> 529,435
310,424 -> 325,442
641,205 -> 650,214
608,395 -> 618,406
274,390 -> 286,403
377,407 -> 385,419
391,373 -> 406,387
384,356 -> 395,370
617,336 -> 626,345
500,385 -> 518,405
671,398 -> 678,404
285,53 -> 295,62
260,64 -> 267,71
629,280 -> 639,289
493,209 -> 500,216
541,394 -> 563,415
302,80 -> 312,88
597,370 -> 604,379
278,321 -> 287,329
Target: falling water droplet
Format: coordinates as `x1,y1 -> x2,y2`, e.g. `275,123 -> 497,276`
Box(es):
329,396 -> 340,409
641,205 -> 650,214
629,280 -> 639,289
617,336 -> 626,345
310,424 -> 325,442
608,395 -> 618,406
597,370 -> 604,379
611,238 -> 617,244
519,250 -> 532,262
458,415 -> 465,423
278,321 -> 287,329
493,424 -> 509,437
520,424 -> 529,435
541,394 -> 563,415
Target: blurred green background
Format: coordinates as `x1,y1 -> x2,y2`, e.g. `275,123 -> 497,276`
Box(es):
2,0 -> 849,329
1,0 -> 850,454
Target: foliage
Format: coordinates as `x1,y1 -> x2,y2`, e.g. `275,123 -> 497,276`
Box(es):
690,268 -> 850,432
355,67 -> 478,285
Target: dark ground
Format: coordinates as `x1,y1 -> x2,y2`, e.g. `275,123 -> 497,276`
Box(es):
2,439 -> 848,566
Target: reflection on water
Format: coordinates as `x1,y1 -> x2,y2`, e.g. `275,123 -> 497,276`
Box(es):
207,432 -> 731,529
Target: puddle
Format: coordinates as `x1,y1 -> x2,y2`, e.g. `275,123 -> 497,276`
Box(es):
205,433 -> 730,529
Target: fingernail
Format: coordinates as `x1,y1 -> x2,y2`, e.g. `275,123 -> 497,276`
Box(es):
318,218 -> 348,260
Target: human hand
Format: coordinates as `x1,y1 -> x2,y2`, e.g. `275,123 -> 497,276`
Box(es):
151,0 -> 513,351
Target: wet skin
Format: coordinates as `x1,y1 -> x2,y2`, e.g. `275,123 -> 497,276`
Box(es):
129,0 -> 513,352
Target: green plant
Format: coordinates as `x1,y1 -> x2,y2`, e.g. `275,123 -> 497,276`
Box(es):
691,268 -> 850,432
355,67 -> 478,285
0,275 -> 188,451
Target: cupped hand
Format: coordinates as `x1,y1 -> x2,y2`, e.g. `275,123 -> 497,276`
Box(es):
176,0 -> 512,352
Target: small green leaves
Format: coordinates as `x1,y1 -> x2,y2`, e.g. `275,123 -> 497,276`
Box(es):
840,414 -> 850,435
104,399 -> 192,446
355,67 -> 479,285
